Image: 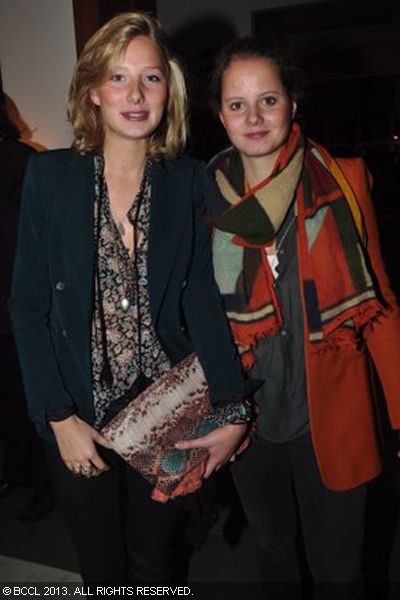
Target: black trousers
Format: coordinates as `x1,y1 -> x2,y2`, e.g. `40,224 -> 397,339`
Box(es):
232,433 -> 366,600
46,444 -> 186,584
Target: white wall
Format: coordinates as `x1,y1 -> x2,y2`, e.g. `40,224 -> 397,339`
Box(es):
158,0 -> 326,37
0,0 -> 76,149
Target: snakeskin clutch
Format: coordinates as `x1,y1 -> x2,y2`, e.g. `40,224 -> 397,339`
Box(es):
101,353 -> 215,498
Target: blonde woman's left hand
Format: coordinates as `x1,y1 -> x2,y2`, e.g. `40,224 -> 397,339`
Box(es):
175,423 -> 248,479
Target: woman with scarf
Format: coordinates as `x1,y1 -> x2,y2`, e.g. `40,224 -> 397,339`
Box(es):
9,13 -> 252,585
195,36 -> 400,597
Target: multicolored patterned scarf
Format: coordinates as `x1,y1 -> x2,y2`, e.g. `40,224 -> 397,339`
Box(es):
208,123 -> 381,369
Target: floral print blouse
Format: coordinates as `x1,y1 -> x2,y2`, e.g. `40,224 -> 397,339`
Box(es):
91,154 -> 171,427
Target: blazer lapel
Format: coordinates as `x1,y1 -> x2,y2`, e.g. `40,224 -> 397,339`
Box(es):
148,160 -> 188,325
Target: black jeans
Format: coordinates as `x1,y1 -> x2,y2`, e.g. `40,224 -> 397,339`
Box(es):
46,444 -> 185,584
232,433 -> 366,600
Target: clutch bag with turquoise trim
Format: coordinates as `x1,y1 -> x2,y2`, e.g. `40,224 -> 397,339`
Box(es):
101,353 -> 230,497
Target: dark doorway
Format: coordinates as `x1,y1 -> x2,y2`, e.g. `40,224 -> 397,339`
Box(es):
72,0 -> 157,55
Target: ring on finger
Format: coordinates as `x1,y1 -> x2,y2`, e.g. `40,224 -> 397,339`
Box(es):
78,464 -> 97,478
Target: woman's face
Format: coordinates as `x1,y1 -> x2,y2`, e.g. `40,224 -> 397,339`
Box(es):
219,57 -> 296,163
90,35 -> 168,146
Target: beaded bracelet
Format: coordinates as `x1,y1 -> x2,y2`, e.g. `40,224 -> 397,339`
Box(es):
205,399 -> 254,429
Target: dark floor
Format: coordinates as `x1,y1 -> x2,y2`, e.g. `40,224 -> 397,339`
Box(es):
0,451 -> 259,583
0,451 -> 399,593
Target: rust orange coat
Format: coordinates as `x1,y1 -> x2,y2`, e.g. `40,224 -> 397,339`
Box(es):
303,158 -> 400,491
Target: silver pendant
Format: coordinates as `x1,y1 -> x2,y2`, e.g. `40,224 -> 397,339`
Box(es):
121,297 -> 130,311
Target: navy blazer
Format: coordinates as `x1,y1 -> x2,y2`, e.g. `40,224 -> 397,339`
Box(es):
9,150 -> 248,443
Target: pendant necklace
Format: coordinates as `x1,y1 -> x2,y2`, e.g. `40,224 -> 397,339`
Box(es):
266,213 -> 296,279
121,296 -> 131,312
96,157 -> 148,313
118,169 -> 147,312
119,202 -> 142,312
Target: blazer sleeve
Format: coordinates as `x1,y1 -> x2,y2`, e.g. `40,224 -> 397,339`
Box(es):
338,157 -> 400,429
9,154 -> 75,429
181,164 -> 251,406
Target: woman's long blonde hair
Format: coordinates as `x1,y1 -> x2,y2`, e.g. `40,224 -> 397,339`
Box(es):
68,12 -> 188,158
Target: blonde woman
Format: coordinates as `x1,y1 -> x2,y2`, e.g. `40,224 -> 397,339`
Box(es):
10,13 -> 250,584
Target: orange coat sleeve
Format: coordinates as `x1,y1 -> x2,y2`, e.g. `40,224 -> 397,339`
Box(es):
338,157 -> 400,429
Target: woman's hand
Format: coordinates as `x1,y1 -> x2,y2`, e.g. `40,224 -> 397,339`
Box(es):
175,423 -> 248,479
50,415 -> 112,477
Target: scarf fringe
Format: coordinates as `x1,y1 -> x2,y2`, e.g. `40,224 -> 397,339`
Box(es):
241,351 -> 256,370
310,300 -> 383,355
231,318 -> 280,350
237,325 -> 283,371
310,331 -> 359,355
322,299 -> 382,339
